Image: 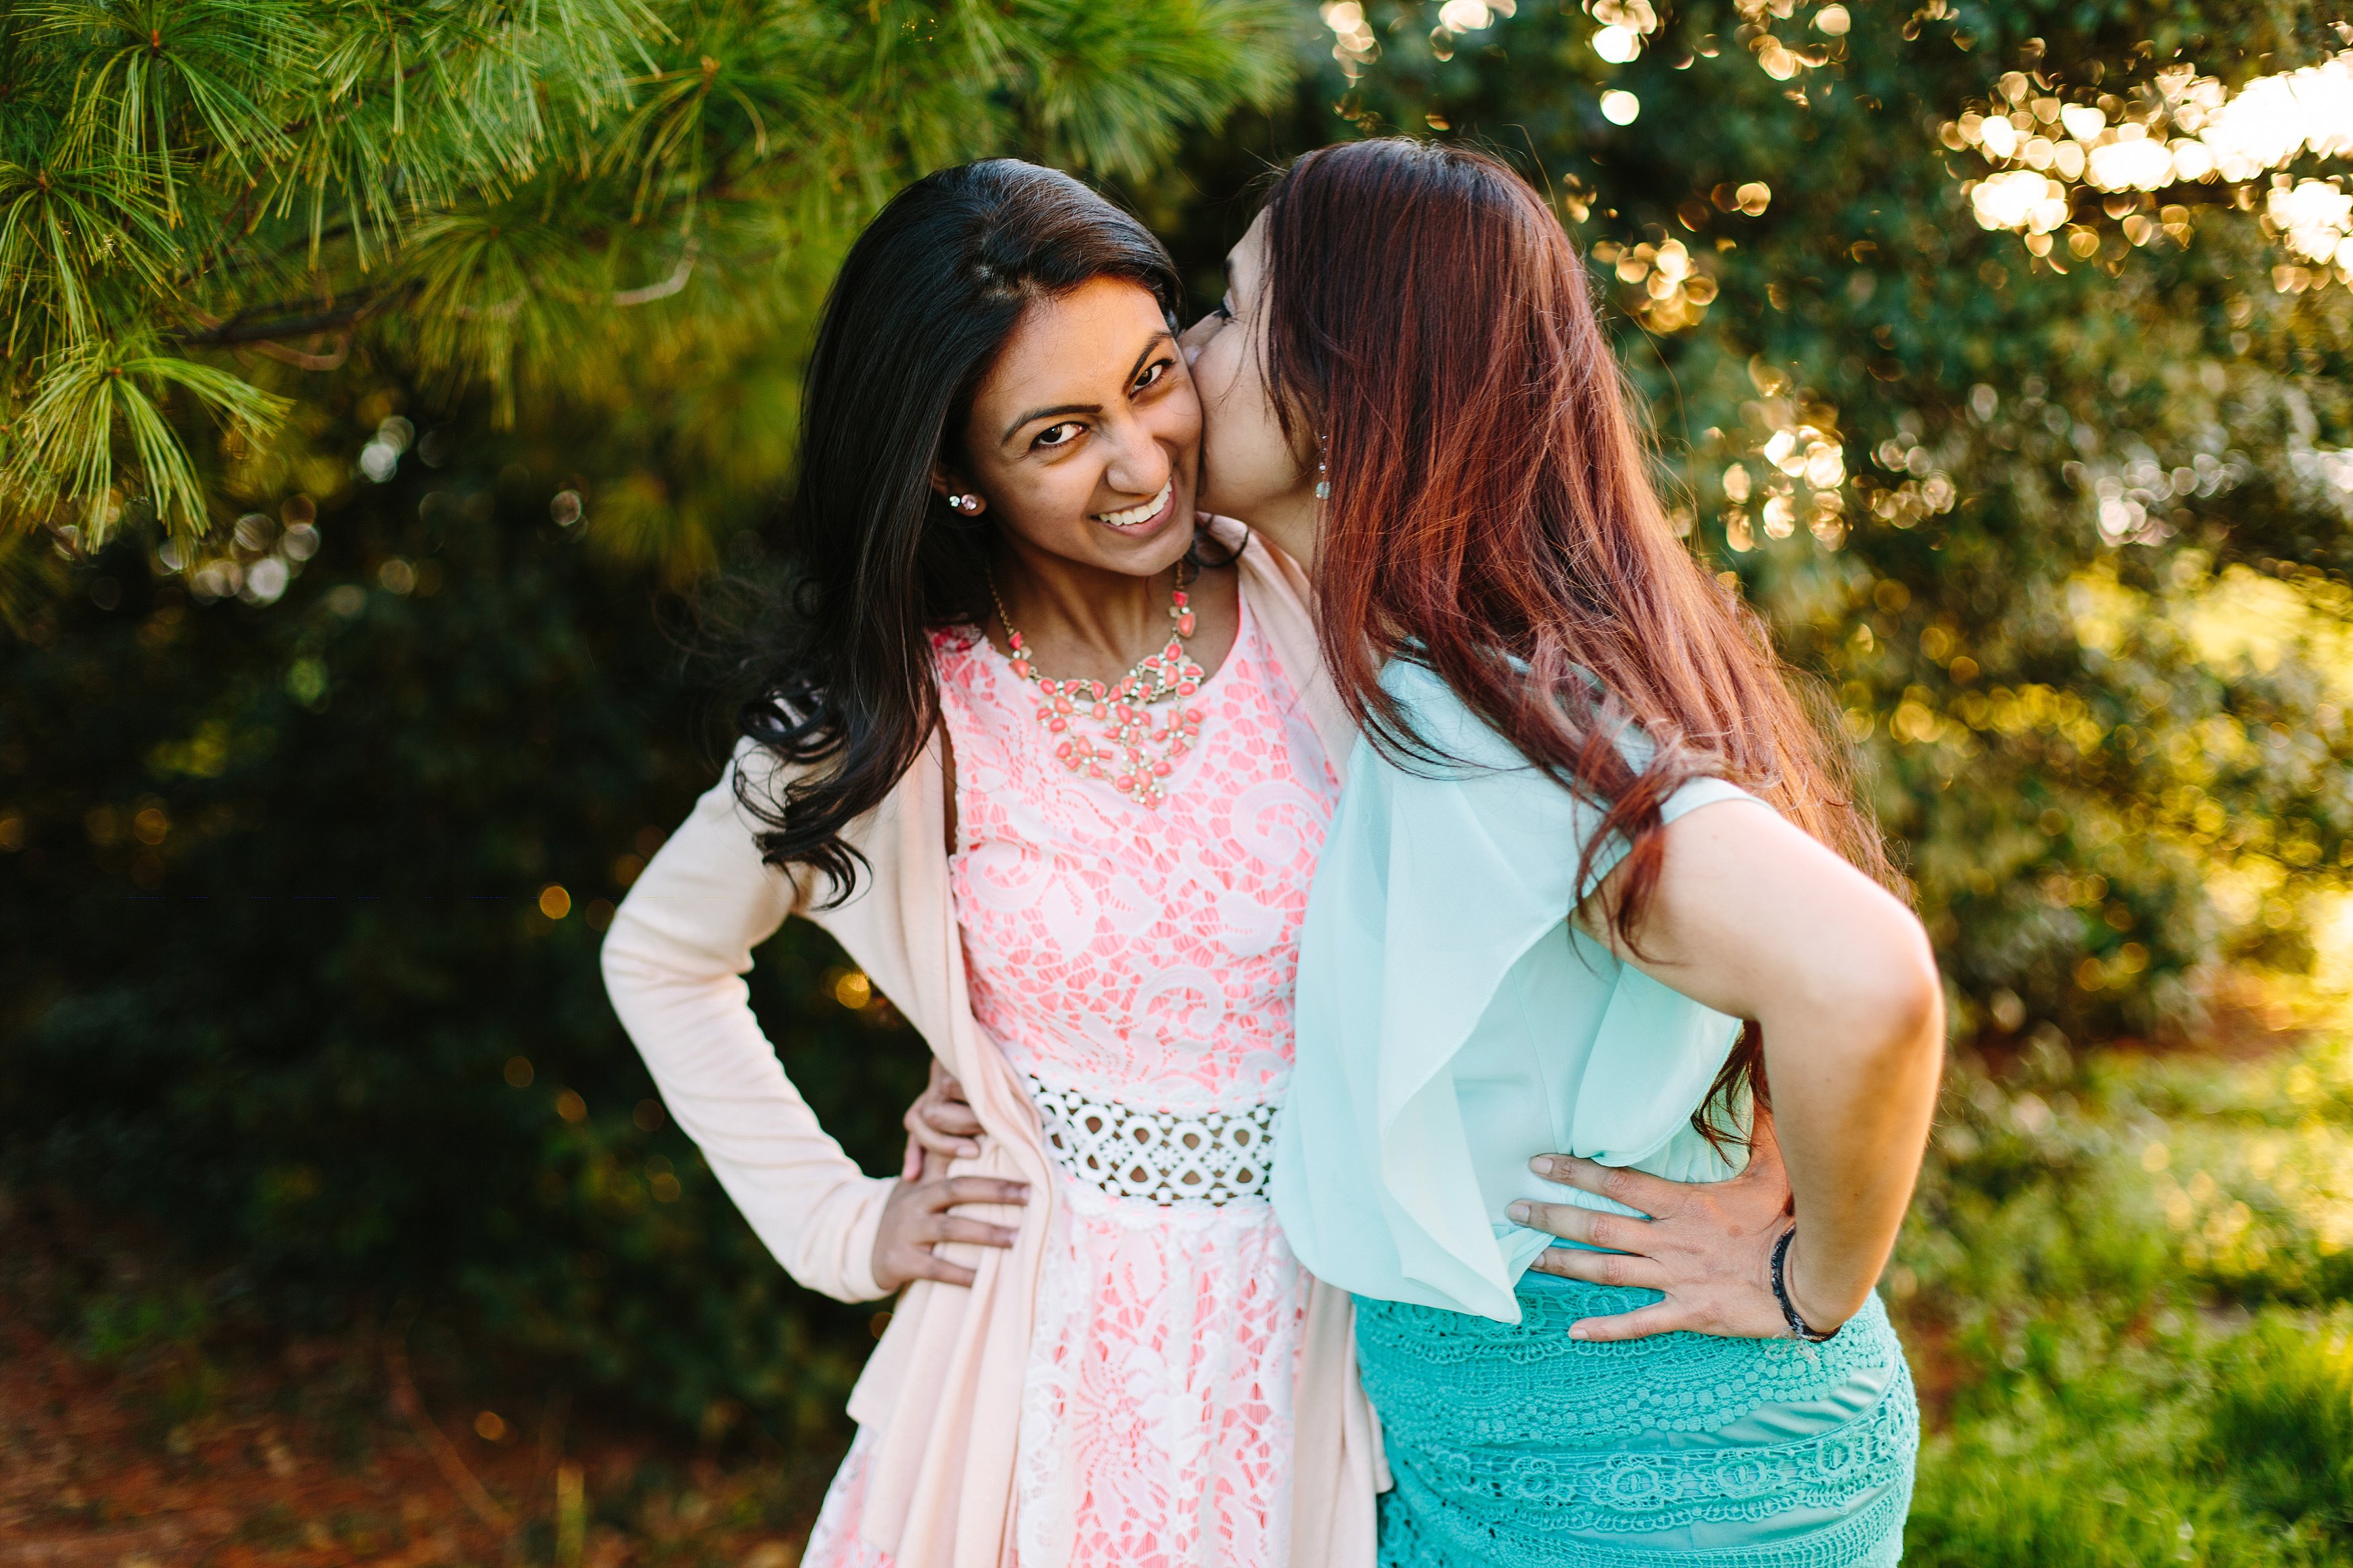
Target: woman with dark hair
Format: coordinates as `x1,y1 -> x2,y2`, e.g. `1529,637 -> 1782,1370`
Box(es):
601,160 -> 1382,1568
1181,138 -> 1941,1566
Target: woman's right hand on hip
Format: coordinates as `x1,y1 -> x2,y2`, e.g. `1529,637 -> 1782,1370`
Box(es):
871,1161 -> 1029,1292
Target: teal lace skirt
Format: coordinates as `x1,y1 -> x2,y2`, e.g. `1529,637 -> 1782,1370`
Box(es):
1355,1270 -> 1917,1568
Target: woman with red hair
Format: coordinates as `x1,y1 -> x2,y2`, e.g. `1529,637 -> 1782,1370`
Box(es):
1182,138 -> 1941,1566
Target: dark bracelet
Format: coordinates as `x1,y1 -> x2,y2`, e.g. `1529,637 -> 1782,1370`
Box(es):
1769,1226 -> 1839,1343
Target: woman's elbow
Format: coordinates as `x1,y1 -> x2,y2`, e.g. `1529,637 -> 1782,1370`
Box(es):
1853,917 -> 1944,1065
597,917 -> 641,999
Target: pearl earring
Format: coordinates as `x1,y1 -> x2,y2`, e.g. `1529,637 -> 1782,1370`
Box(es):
1314,458 -> 1330,501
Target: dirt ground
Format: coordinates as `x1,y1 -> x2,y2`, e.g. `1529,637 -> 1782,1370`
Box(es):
1,1198 -> 836,1568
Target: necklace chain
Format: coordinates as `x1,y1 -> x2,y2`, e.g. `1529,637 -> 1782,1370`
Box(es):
985,561 -> 1207,809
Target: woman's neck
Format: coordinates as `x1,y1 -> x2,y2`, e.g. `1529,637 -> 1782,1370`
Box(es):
1239,488 -> 1320,575
988,535 -> 1181,686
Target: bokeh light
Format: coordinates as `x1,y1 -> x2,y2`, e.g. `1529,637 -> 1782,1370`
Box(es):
1950,50 -> 2353,290
1593,25 -> 1642,63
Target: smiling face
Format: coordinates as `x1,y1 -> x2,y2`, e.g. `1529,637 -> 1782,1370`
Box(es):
942,276 -> 1201,579
1179,212 -> 1320,564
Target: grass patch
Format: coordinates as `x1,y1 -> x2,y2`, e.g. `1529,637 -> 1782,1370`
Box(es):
1898,1033 -> 2353,1565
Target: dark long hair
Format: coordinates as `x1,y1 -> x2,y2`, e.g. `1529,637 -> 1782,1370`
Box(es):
735,160 -> 1183,900
1258,139 -> 1899,1142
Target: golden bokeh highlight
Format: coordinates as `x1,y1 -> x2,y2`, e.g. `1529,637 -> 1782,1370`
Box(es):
1948,50 -> 2353,292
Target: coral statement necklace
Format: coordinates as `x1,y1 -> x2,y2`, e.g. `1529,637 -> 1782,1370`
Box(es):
985,561 -> 1208,809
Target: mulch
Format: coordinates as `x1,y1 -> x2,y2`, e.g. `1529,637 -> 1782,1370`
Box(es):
0,1195 -> 825,1568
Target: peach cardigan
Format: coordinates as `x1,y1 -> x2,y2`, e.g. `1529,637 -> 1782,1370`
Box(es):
600,530 -> 1384,1567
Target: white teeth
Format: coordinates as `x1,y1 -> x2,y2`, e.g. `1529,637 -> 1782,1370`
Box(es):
1094,481 -> 1172,528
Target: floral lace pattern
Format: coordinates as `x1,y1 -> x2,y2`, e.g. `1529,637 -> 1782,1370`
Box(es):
801,1429 -> 889,1568
938,599 -> 1332,1117
800,595 -> 1336,1568
1357,1278 -> 1918,1568
1020,1182 -> 1306,1567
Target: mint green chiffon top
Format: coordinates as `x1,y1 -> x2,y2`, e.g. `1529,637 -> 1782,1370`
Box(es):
1271,660 -> 1773,1325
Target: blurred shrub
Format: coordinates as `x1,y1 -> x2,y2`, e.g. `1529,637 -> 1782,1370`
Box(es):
1139,1 -> 2353,1053
0,427 -> 929,1440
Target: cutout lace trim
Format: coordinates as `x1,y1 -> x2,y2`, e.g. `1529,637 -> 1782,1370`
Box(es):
1029,1077 -> 1277,1205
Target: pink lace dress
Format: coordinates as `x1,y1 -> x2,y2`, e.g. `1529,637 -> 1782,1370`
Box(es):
802,591 -> 1339,1568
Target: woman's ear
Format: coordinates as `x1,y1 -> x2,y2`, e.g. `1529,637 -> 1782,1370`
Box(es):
930,468 -> 987,517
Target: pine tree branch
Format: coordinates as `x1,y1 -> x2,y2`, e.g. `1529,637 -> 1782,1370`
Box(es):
4,0 -> 1304,550
239,331 -> 348,370
178,294 -> 390,346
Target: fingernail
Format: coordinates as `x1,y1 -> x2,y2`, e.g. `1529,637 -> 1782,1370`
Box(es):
1568,1325 -> 1591,1341
1012,1184 -> 1031,1199
960,1142 -> 981,1156
1506,1201 -> 1531,1223
1528,1156 -> 1554,1176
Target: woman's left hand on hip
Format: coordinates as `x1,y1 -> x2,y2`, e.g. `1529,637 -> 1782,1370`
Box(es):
1507,1113 -> 1811,1342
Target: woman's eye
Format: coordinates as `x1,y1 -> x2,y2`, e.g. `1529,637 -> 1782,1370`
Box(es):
1134,358 -> 1172,392
1034,422 -> 1082,450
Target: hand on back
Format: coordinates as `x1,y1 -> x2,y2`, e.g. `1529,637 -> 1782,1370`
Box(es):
871,1059 -> 1024,1293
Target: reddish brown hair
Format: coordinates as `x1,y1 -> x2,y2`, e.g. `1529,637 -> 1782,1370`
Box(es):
1259,138 -> 1898,1142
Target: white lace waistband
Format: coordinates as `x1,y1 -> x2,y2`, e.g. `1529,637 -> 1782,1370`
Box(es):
1026,1077 -> 1278,1206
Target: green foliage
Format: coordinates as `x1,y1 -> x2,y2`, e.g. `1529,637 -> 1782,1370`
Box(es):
2204,1313 -> 2353,1532
0,417 -> 931,1435
1892,1036 -> 2353,1563
1176,0 -> 2353,1046
0,0 -> 1295,555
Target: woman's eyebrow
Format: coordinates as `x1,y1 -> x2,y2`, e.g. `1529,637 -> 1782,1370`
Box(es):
998,333 -> 1176,446
1125,331 -> 1175,383
1000,400 -> 1099,446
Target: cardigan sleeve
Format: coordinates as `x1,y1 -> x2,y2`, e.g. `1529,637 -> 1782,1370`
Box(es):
600,745 -> 895,1303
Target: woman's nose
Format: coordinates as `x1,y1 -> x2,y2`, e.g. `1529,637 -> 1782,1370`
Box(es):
1176,313 -> 1216,368
1103,425 -> 1170,499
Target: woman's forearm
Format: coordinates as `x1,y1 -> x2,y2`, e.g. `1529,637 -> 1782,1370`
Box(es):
600,757 -> 898,1303
1603,800 -> 1948,1330
1753,927 -> 1944,1326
